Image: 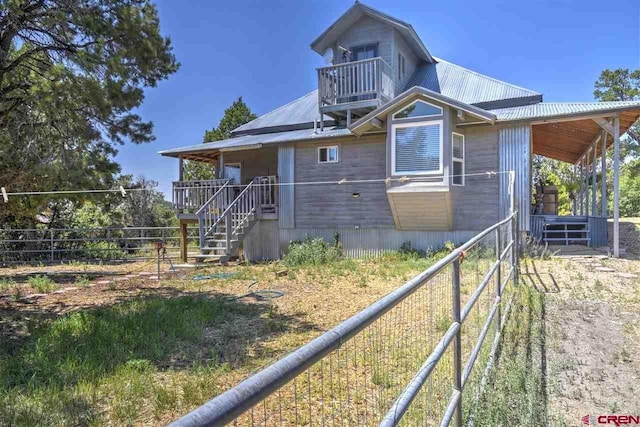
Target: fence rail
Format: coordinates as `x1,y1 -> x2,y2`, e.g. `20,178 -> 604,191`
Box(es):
0,226 -> 199,263
170,212 -> 519,427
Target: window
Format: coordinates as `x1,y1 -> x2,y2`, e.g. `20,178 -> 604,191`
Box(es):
318,146 -> 339,164
392,100 -> 443,120
452,133 -> 465,186
392,121 -> 443,175
397,53 -> 405,80
350,44 -> 377,61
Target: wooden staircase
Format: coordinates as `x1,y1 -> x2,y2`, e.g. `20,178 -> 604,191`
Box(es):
195,176 -> 275,264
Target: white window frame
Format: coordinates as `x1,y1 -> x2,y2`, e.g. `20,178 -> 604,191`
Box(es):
392,99 -> 443,120
318,145 -> 339,164
391,120 -> 444,176
452,132 -> 465,186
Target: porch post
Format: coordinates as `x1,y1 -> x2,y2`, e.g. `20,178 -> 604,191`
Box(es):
585,151 -> 590,216
178,157 -> 184,181
580,157 -> 585,215
572,163 -> 577,215
613,114 -> 620,257
218,152 -> 224,179
601,131 -> 607,217
592,142 -> 597,217
180,220 -> 188,263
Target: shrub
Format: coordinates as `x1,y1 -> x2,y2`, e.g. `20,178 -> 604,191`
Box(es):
84,241 -> 125,260
27,275 -> 56,293
283,236 -> 342,266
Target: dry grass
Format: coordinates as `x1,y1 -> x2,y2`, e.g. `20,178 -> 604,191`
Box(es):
0,253 -> 447,426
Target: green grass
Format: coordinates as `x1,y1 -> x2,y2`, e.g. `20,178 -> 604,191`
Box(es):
26,275 -> 56,293
471,284 -> 547,426
0,295 -> 262,426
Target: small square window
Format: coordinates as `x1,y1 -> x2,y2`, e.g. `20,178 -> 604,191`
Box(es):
318,146 -> 339,164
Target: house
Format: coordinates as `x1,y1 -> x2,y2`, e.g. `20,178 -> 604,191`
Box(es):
160,2 -> 640,263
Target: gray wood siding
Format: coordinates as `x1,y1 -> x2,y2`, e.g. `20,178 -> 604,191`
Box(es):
294,135 -> 395,228
333,16 -> 393,66
222,147 -> 277,185
393,29 -> 420,94
450,126 -> 500,230
278,145 -> 295,229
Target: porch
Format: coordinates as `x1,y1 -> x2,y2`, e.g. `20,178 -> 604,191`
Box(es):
528,109 -> 639,254
165,144 -> 280,263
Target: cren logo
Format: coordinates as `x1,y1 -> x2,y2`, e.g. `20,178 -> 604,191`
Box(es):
583,415 -> 640,425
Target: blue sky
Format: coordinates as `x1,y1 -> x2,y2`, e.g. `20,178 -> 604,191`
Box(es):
116,0 -> 640,196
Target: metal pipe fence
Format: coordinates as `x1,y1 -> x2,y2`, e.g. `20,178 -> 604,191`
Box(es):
170,212 -> 519,427
0,226 -> 200,263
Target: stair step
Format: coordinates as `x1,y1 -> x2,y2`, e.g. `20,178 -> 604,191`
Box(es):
544,229 -> 590,234
205,239 -> 239,244
543,222 -> 589,226
544,237 -> 590,241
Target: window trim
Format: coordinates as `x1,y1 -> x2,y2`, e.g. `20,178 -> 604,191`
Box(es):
392,99 -> 443,120
452,132 -> 465,186
318,145 -> 339,164
391,120 -> 444,176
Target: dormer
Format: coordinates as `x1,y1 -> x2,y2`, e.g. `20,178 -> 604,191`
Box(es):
311,2 -> 434,125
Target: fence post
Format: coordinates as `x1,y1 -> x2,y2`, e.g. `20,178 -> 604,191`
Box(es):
512,213 -> 519,286
495,229 -> 502,325
50,229 -> 54,262
451,258 -> 463,427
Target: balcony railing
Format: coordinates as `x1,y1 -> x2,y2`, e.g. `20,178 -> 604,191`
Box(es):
317,57 -> 394,110
172,179 -> 230,213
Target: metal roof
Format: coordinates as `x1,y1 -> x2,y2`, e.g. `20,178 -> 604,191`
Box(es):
159,127 -> 353,158
231,91 -> 334,136
231,58 -> 542,136
406,58 -> 542,109
490,101 -> 640,122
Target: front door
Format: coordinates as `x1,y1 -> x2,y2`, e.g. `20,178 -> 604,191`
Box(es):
224,163 -> 241,184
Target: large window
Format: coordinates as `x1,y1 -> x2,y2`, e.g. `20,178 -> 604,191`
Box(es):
392,120 -> 443,175
452,132 -> 465,186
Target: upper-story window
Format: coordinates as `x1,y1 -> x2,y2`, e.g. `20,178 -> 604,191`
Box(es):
398,53 -> 405,80
391,120 -> 443,175
349,44 -> 377,62
392,100 -> 443,120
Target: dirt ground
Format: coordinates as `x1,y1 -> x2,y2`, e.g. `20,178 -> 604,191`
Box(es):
522,219 -> 640,425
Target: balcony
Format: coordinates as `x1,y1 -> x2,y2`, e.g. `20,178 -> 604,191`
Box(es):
317,57 -> 394,122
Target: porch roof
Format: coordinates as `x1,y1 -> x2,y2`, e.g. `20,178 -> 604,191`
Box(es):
158,127 -> 353,161
489,101 -> 640,164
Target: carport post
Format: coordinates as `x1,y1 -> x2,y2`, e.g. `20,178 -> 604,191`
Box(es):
613,114 -> 620,257
601,131 -> 607,218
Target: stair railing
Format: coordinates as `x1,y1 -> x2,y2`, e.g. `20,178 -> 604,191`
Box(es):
196,180 -> 232,249
219,178 -> 259,250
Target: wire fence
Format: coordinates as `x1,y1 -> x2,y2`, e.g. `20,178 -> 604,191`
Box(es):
0,226 -> 200,264
170,212 -> 518,427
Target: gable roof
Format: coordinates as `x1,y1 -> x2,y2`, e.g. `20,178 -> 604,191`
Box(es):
406,58 -> 542,109
310,2 -> 433,62
349,86 -> 497,136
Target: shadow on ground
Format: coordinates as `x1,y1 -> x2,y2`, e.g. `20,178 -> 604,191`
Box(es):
0,289 -> 318,390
